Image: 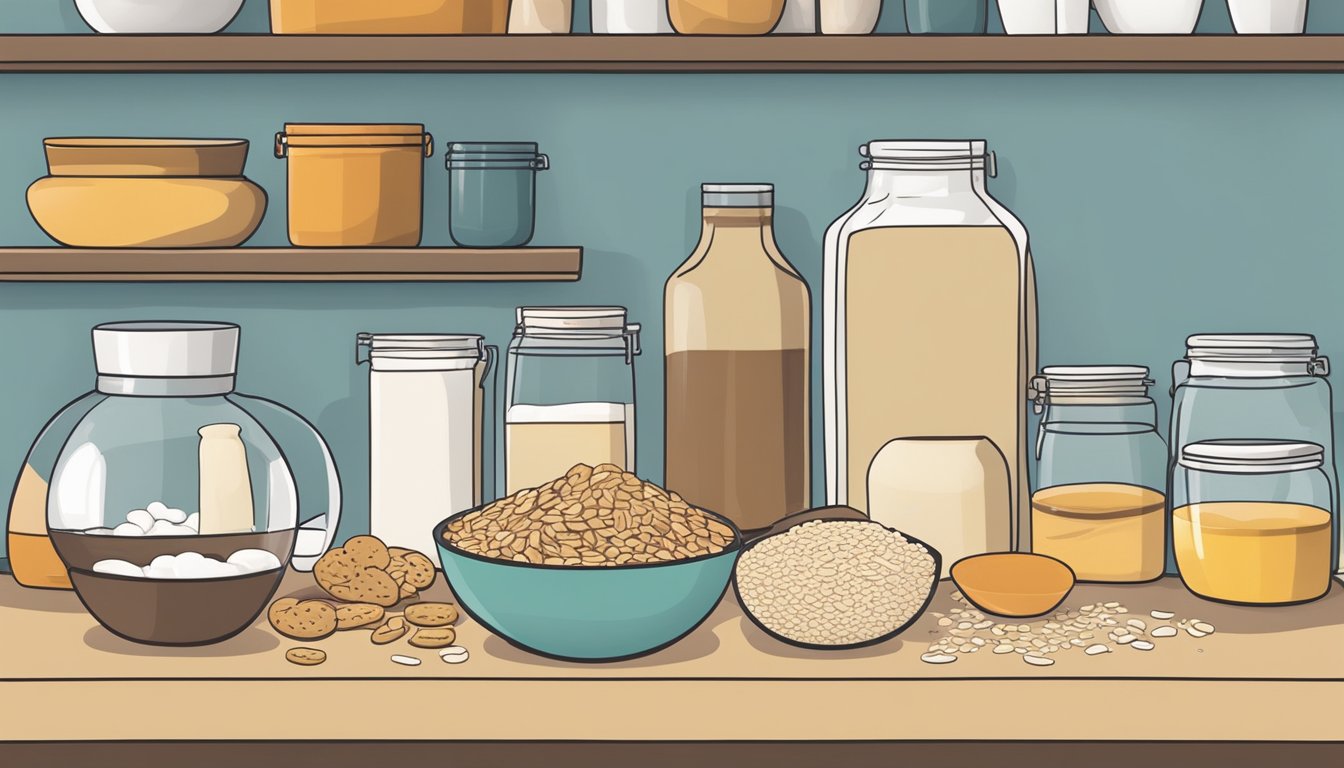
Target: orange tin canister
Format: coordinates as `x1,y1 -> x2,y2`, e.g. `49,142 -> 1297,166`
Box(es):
275,124 -> 433,247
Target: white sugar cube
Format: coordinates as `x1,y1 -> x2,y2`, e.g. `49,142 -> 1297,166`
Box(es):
226,549 -> 282,574
174,554 -> 228,579
147,520 -> 196,537
144,554 -> 179,579
93,559 -> 144,578
183,513 -> 200,532
84,527 -> 115,536
149,503 -> 188,524
113,522 -> 145,537
126,509 -> 155,533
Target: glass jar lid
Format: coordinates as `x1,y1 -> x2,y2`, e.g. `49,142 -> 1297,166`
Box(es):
356,333 -> 488,370
518,306 -> 627,333
702,183 -> 773,208
1032,365 -> 1153,410
1186,333 -> 1319,363
860,139 -> 995,175
514,307 -> 641,359
1180,440 -> 1325,474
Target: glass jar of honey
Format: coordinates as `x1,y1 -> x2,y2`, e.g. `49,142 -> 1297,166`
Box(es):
1173,440 -> 1333,606
1031,366 -> 1167,583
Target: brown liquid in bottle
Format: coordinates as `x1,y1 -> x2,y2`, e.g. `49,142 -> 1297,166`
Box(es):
665,349 -> 808,532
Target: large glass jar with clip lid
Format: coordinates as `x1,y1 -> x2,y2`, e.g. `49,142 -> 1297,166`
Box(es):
1031,366 -> 1167,583
10,322 -> 340,646
822,139 -> 1037,548
1169,334 -> 1337,570
504,307 -> 641,494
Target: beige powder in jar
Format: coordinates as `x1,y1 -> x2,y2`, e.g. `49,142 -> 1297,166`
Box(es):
735,520 -> 938,648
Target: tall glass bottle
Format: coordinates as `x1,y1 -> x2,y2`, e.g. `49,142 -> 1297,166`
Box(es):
665,183 -> 811,534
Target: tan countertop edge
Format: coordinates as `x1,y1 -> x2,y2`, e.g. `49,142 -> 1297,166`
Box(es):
4,678 -> 1342,742
5,571 -> 1344,743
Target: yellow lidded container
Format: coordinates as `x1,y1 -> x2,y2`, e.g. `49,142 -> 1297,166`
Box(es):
275,124 -> 433,247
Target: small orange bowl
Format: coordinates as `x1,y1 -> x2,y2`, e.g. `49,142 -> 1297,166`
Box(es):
950,553 -> 1076,618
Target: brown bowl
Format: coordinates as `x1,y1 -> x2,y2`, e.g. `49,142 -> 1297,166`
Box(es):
68,567 -> 284,646
43,138 -> 250,177
950,553 -> 1077,619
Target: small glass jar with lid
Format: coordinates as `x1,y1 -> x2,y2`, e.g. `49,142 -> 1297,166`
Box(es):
504,306 -> 641,494
1030,366 -> 1167,583
1173,440 -> 1333,605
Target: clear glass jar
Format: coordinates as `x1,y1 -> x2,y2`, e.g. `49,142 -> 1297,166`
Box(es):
504,307 -> 640,494
823,140 -> 1037,549
1170,334 -> 1337,570
664,183 -> 810,533
1031,366 -> 1167,583
1173,440 -> 1333,605
23,322 -> 339,645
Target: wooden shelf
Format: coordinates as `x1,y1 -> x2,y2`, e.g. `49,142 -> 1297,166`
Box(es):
0,34 -> 1343,73
0,247 -> 583,282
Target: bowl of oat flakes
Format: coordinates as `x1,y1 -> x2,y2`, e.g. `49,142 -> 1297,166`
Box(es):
434,463 -> 742,662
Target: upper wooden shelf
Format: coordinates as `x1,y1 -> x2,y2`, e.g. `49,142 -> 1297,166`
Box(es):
1,34 -> 1342,73
0,247 -> 583,282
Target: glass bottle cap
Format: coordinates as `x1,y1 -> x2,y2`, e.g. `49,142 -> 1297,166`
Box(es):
701,183 -> 773,208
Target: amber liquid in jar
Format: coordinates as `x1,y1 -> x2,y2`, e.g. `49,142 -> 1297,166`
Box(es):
1173,502 -> 1331,605
1031,483 -> 1165,582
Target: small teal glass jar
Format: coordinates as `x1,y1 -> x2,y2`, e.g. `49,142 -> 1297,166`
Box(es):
445,142 -> 549,248
905,0 -> 987,33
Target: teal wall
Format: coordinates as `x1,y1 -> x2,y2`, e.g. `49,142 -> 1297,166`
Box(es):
4,2 -> 1344,555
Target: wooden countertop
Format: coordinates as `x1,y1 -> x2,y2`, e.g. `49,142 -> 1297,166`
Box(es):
3,570 -> 1343,746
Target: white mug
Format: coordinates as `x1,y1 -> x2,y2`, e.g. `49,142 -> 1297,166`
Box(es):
998,0 -> 1091,35
1227,0 -> 1308,34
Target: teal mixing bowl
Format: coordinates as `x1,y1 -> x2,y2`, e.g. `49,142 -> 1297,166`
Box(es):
433,508 -> 742,662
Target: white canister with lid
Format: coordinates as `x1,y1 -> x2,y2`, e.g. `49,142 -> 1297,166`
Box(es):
358,334 -> 495,558
592,0 -> 674,32
774,0 -> 818,33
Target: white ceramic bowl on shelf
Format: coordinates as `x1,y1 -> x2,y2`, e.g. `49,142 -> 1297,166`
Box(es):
1092,0 -> 1205,33
74,0 -> 245,34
